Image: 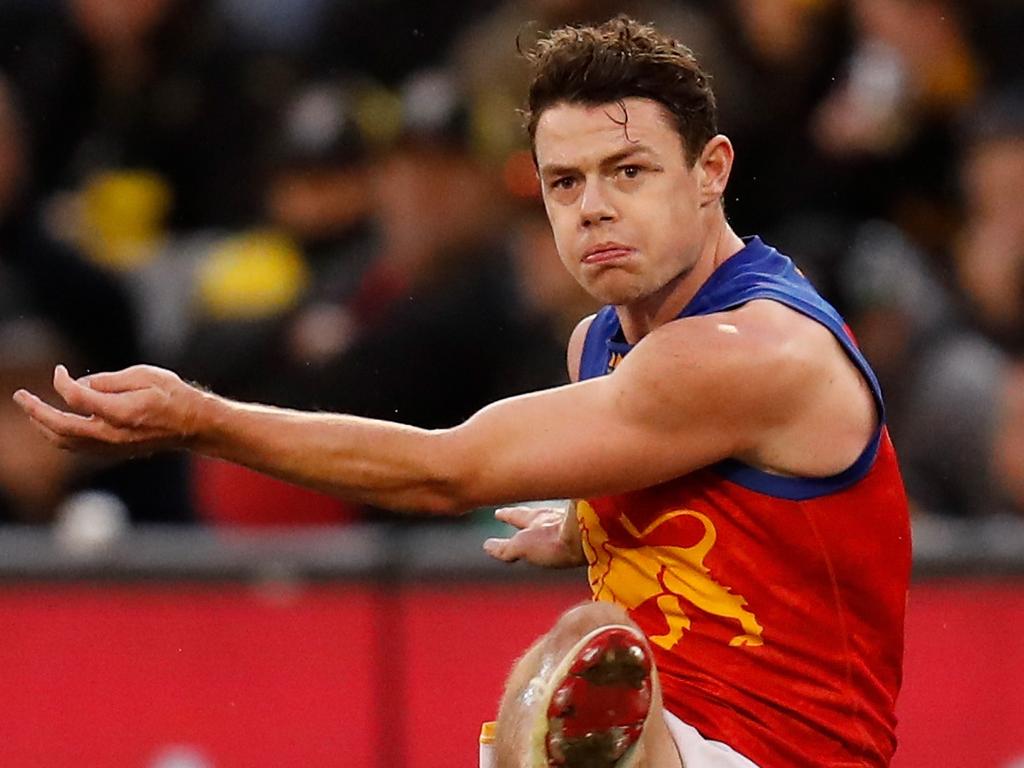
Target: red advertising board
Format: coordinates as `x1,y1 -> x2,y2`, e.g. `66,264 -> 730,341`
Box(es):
0,579 -> 1021,767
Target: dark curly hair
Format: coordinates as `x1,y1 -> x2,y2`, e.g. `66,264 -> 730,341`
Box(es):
523,16 -> 718,165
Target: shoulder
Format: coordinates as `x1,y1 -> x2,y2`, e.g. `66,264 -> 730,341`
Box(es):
566,313 -> 597,383
634,299 -> 828,367
616,300 -> 837,431
727,299 -> 841,370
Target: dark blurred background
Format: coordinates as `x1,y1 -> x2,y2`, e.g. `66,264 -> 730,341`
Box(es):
1,0 -> 1022,529
0,0 -> 1019,528
1,2 -> 1023,767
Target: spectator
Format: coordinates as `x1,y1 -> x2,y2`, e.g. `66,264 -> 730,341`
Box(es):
180,79 -> 378,406
0,72 -> 193,525
711,0 -> 851,232
831,215 -> 1024,518
297,69 -> 517,430
0,0 -> 289,230
954,87 -> 1024,352
811,0 -> 981,248
0,74 -> 139,376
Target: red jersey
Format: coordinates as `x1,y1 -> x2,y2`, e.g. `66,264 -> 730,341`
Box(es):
577,238 -> 911,767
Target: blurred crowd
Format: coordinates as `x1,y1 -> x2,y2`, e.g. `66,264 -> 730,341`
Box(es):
0,0 -> 1021,529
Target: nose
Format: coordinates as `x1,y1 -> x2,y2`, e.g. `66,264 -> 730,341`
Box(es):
578,179 -> 616,228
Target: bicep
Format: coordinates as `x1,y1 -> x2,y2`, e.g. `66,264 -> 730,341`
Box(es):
443,348 -> 744,506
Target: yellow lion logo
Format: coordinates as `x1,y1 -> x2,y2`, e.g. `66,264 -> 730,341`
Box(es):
576,500 -> 764,650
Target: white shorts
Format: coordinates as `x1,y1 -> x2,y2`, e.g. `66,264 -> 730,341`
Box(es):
663,711 -> 761,768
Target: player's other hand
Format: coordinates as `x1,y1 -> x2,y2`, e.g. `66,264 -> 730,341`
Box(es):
483,505 -> 585,568
12,364 -> 204,457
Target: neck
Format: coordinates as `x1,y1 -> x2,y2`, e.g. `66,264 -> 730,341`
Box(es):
616,218 -> 744,344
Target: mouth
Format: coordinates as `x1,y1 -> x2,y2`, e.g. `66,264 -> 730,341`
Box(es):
582,243 -> 635,265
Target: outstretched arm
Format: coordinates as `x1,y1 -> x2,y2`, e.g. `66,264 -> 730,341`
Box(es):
13,305 -> 813,516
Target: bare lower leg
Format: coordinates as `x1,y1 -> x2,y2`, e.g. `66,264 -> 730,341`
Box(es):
495,602 -> 682,768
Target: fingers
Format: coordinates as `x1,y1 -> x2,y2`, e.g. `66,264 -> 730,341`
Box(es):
78,365 -> 159,393
52,365 -> 143,427
53,365 -> 99,414
483,537 -> 520,563
494,505 -> 546,530
13,395 -> 69,445
12,389 -> 127,448
488,507 -> 549,562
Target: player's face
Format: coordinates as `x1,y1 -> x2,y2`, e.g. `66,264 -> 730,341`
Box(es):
534,98 -> 708,306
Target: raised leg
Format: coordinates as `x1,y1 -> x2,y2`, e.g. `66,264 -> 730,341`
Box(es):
494,602 -> 683,768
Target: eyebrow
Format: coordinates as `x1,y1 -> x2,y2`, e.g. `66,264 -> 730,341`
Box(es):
539,145 -> 657,178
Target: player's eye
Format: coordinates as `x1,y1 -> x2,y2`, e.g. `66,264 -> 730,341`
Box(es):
619,165 -> 642,179
551,176 -> 576,191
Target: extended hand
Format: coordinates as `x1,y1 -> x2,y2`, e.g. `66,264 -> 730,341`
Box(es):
13,364 -> 204,457
483,505 -> 585,568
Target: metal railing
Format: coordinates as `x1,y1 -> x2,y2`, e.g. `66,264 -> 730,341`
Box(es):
1,514 -> 1022,582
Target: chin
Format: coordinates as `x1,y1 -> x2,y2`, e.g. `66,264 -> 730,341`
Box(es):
585,279 -> 648,307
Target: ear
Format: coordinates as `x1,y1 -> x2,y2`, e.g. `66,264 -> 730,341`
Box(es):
697,135 -> 734,206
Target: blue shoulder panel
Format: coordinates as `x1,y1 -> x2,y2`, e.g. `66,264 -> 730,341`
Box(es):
577,237 -> 885,500
579,306 -> 620,381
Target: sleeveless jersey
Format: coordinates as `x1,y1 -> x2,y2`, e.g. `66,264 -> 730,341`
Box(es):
577,237 -> 911,767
